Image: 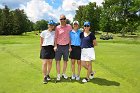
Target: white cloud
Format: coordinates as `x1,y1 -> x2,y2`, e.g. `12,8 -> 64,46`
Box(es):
19,0 -> 103,22
0,4 -> 4,8
62,0 -> 103,12
62,0 -> 77,11
0,0 -> 30,9
20,0 -> 53,22
61,0 -> 103,22
89,0 -> 104,6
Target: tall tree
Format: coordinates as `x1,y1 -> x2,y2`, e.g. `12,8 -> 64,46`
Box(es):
74,6 -> 85,27
0,5 -> 33,35
0,5 -> 13,35
100,0 -> 140,35
74,2 -> 101,32
34,20 -> 48,32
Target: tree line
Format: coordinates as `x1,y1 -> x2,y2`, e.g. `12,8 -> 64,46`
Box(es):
0,0 -> 140,36
74,0 -> 140,36
0,5 -> 34,35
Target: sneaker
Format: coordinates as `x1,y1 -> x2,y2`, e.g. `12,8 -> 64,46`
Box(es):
71,74 -> 76,80
82,78 -> 89,83
89,71 -> 95,79
56,74 -> 61,81
62,73 -> 68,79
43,77 -> 48,84
46,75 -> 51,81
76,75 -> 80,80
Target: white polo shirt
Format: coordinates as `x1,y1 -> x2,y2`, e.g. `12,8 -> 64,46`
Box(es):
40,30 -> 55,46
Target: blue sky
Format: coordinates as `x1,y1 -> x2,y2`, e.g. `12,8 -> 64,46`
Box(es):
0,0 -> 104,22
46,0 -> 62,9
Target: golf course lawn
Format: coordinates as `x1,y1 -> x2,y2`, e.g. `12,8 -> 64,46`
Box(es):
0,33 -> 140,93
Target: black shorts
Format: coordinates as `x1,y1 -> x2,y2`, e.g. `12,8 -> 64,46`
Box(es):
69,45 -> 81,60
40,46 -> 55,59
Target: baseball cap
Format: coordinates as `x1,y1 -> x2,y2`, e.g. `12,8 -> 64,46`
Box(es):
73,21 -> 79,25
84,21 -> 90,26
48,20 -> 55,25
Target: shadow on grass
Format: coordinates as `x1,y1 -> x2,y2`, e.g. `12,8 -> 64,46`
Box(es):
90,77 -> 120,86
48,77 -> 81,84
48,77 -> 120,86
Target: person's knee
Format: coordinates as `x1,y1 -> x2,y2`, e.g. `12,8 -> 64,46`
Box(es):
48,62 -> 52,66
43,62 -> 47,66
77,61 -> 81,65
56,61 -> 60,65
72,60 -> 75,65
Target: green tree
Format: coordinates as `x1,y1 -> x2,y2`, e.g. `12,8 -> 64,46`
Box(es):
74,6 -> 85,27
0,5 -> 13,35
0,5 -> 33,35
74,2 -> 101,32
34,20 -> 48,33
0,9 -> 2,34
100,0 -> 140,35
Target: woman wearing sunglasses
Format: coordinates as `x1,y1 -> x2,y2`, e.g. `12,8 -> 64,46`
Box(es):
80,21 -> 97,83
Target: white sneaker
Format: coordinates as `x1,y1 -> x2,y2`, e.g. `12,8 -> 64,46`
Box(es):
71,74 -> 76,80
82,78 -> 89,83
46,75 -> 51,81
62,74 -> 68,79
89,71 -> 95,79
56,74 -> 61,81
76,75 -> 80,80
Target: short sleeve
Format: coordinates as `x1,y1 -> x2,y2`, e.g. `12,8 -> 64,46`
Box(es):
90,32 -> 96,40
69,30 -> 72,39
40,31 -> 44,38
80,32 -> 83,38
78,29 -> 82,33
55,27 -> 58,39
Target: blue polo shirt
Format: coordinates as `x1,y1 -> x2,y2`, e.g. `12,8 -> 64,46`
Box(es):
70,29 -> 81,46
80,32 -> 96,48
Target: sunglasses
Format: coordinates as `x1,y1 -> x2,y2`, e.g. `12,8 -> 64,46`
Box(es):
74,23 -> 78,25
84,25 -> 90,27
49,24 -> 55,26
60,18 -> 66,20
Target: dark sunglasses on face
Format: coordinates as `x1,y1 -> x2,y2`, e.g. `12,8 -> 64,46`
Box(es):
74,23 -> 78,25
60,18 -> 66,20
49,24 -> 54,26
84,25 -> 90,27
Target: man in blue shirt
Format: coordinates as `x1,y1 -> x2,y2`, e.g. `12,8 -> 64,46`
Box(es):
69,21 -> 82,80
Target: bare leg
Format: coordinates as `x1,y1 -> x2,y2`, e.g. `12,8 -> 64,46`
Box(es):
87,62 -> 92,79
81,60 -> 93,73
56,61 -> 60,74
77,60 -> 81,76
63,61 -> 67,74
71,59 -> 75,75
47,59 -> 52,75
42,59 -> 48,78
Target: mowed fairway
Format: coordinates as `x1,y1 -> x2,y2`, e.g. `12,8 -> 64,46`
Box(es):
0,32 -> 140,93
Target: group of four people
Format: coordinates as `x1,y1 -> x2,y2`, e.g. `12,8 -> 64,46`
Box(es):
40,14 -> 97,84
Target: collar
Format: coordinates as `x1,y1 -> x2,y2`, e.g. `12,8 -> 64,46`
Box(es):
71,29 -> 79,33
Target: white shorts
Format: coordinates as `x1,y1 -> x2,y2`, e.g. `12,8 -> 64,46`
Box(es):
81,48 -> 95,61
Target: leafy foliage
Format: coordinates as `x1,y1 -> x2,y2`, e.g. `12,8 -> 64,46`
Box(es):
74,0 -> 140,35
0,5 -> 33,35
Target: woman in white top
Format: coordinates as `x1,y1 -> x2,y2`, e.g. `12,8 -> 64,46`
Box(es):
40,20 -> 55,84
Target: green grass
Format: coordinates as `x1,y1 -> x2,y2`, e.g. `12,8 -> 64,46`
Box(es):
0,32 -> 140,93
